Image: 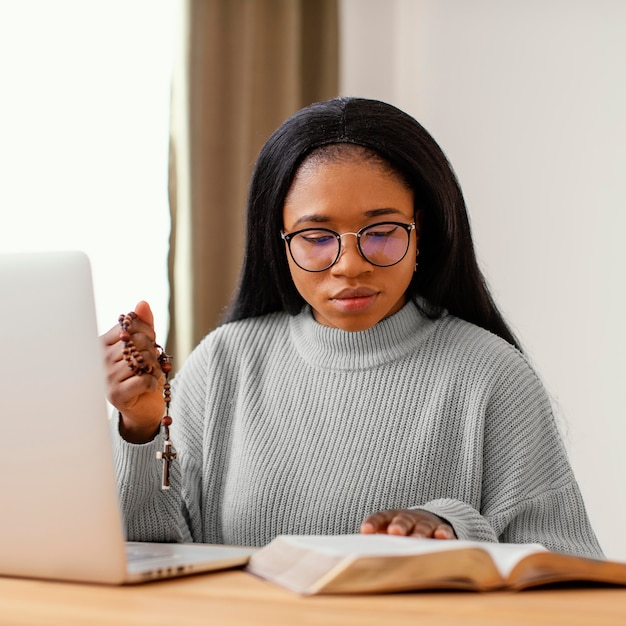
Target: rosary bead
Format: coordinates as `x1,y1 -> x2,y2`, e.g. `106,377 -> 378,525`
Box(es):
119,311 -> 174,490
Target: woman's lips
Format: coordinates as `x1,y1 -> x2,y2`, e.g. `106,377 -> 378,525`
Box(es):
330,288 -> 378,312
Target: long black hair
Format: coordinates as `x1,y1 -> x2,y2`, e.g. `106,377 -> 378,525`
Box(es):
223,97 -> 521,350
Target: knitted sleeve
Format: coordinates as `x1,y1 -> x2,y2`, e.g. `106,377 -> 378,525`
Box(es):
109,416 -> 192,542
419,349 -> 603,559
110,332 -> 214,543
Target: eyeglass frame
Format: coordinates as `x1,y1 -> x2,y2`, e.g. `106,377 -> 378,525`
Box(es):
280,221 -> 416,273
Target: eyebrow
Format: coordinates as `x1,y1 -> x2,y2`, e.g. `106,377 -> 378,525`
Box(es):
291,207 -> 404,228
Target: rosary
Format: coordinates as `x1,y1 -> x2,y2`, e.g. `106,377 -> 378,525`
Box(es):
118,312 -> 176,490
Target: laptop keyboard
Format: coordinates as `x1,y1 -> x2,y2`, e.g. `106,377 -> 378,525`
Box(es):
126,543 -> 179,562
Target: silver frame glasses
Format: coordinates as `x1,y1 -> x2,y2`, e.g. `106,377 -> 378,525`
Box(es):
281,221 -> 416,272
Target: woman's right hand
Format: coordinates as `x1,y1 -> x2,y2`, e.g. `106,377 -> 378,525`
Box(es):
101,300 -> 166,443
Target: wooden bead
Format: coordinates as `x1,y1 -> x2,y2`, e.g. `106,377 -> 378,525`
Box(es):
161,416 -> 173,427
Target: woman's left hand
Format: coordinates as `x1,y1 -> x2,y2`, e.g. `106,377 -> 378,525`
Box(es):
359,509 -> 457,539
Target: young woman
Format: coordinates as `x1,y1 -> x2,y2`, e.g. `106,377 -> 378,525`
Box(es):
103,97 -> 602,557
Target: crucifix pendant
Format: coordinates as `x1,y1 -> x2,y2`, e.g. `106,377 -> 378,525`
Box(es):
156,435 -> 177,490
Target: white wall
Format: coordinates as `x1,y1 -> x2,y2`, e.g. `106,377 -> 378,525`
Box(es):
341,0 -> 626,559
0,1 -> 174,337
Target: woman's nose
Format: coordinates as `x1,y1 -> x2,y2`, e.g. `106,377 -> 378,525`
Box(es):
331,233 -> 371,275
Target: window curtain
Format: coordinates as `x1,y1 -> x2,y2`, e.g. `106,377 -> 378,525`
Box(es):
167,0 -> 339,364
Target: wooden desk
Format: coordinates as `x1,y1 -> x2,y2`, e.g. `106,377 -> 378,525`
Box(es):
1,569 -> 625,626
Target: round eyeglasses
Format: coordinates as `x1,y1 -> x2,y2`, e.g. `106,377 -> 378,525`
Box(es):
280,221 -> 416,272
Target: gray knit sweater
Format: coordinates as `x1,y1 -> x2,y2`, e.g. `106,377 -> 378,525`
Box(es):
112,300 -> 603,558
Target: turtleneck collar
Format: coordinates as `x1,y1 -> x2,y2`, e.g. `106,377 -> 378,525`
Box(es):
288,299 -> 440,371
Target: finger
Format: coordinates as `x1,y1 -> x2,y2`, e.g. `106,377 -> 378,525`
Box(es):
102,323 -> 123,347
359,510 -> 396,534
104,333 -> 159,376
122,332 -> 161,357
405,519 -> 438,537
134,300 -> 154,327
101,302 -> 156,348
110,347 -> 163,381
387,512 -> 424,536
107,364 -> 160,410
406,518 -> 456,540
433,525 -> 456,540
125,313 -> 157,344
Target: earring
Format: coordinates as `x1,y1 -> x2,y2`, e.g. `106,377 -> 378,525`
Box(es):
414,248 -> 420,272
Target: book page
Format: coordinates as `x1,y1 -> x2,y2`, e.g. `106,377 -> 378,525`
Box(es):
277,534 -> 485,557
313,549 -> 504,594
477,541 -> 548,578
507,551 -> 626,589
248,535 -> 494,594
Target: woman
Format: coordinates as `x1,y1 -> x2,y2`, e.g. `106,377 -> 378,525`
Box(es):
103,97 -> 602,557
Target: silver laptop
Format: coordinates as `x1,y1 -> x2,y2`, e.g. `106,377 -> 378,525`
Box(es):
0,250 -> 255,584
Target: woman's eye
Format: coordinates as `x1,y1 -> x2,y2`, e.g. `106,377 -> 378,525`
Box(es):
365,226 -> 397,238
301,233 -> 335,245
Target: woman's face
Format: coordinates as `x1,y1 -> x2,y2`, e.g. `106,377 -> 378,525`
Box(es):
282,155 -> 419,332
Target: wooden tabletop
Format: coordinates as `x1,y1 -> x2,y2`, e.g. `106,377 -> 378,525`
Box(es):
1,569 -> 625,626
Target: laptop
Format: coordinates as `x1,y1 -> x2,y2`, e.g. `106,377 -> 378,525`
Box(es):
0,250 -> 256,584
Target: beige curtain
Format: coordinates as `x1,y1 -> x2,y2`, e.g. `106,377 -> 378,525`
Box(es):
167,0 -> 339,364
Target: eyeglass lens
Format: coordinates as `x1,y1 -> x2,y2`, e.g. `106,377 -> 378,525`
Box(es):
289,223 -> 411,271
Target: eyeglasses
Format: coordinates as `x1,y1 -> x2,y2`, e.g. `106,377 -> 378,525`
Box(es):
281,221 -> 416,272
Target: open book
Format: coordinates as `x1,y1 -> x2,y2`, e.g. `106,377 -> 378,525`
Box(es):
246,534 -> 626,595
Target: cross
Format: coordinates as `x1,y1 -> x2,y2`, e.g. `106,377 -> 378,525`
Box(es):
156,439 -> 177,490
